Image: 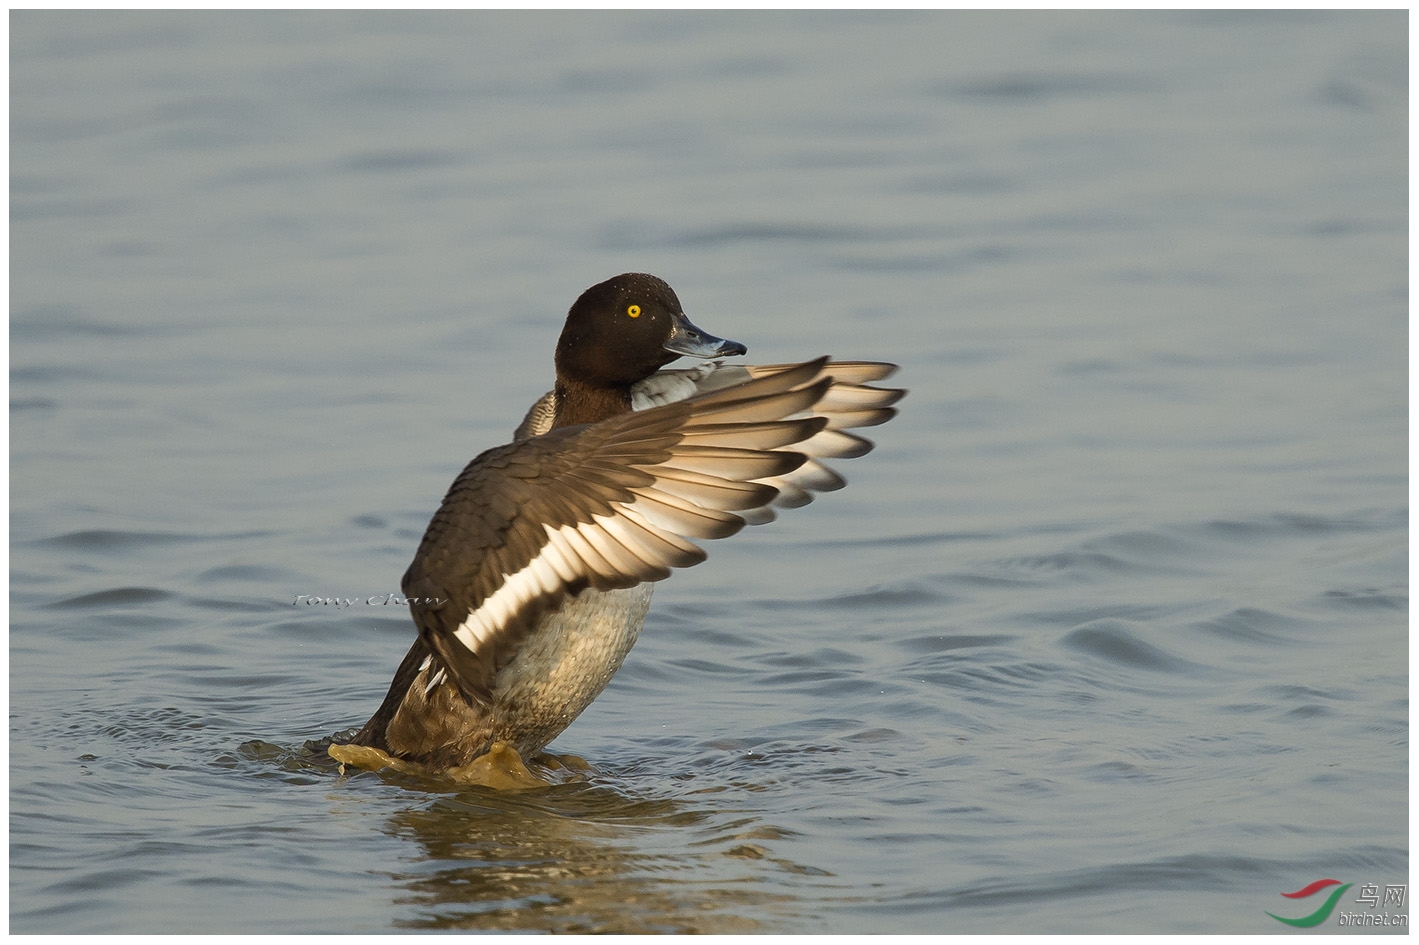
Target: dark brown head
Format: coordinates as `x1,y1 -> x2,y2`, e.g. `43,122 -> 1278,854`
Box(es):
554,273 -> 746,390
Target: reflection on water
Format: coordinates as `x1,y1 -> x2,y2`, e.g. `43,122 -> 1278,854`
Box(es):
233,734 -> 839,932
384,788 -> 777,933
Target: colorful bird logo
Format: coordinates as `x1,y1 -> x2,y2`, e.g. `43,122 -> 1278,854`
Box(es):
1267,879 -> 1353,927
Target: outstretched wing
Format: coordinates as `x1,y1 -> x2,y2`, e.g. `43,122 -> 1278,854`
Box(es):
404,358 -> 903,703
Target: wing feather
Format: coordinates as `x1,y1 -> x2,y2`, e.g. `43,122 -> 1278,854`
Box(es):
404,357 -> 904,703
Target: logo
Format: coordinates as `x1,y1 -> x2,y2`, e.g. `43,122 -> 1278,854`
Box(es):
1267,879 -> 1352,927
1267,879 -> 1408,928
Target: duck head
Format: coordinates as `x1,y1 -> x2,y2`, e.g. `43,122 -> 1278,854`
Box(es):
555,273 -> 747,390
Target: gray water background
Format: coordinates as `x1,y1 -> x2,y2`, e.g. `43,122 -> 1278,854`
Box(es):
9,10 -> 1407,933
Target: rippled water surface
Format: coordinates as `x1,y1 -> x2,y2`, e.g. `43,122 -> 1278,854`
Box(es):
10,11 -> 1407,933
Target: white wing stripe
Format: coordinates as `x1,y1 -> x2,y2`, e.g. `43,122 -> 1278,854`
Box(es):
616,503 -> 704,558
578,515 -> 646,574
451,540 -> 565,656
448,498 -> 716,661
540,528 -> 583,583
558,519 -> 617,578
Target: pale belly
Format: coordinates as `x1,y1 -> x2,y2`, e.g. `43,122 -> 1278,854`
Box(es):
373,583 -> 655,768
489,583 -> 654,754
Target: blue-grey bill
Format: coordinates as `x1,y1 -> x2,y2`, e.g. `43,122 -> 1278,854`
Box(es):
663,311 -> 748,359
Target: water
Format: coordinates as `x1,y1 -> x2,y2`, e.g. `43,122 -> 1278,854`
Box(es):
10,10 -> 1407,933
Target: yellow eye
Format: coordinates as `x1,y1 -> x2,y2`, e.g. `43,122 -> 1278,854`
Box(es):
627,304 -> 641,318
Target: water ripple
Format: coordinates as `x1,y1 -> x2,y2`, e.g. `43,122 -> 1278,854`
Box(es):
1061,620 -> 1199,674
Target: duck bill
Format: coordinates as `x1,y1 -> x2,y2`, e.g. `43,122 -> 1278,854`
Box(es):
663,311 -> 748,359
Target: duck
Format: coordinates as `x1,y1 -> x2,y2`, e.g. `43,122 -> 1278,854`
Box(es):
339,273 -> 903,772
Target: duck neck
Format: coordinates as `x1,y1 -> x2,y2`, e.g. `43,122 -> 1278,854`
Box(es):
552,377 -> 633,428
